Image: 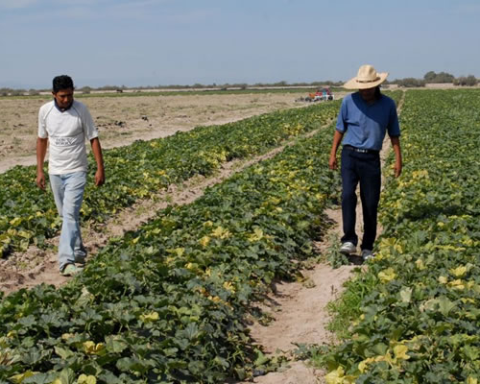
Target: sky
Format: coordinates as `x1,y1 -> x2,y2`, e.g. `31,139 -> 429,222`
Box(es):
0,0 -> 479,89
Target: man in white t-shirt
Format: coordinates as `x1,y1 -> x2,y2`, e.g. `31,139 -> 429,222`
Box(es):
36,75 -> 105,276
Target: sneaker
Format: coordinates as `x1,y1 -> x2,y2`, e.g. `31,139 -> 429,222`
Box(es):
340,242 -> 357,255
61,264 -> 82,276
361,249 -> 374,261
74,256 -> 86,266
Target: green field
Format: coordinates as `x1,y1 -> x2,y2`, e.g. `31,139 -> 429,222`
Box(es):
3,89 -> 479,383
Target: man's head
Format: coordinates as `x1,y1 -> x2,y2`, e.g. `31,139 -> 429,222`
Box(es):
359,86 -> 379,102
52,75 -> 74,110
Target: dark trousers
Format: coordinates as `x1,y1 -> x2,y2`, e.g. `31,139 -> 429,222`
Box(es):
340,148 -> 381,251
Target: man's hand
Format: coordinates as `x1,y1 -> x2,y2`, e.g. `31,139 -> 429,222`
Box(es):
36,170 -> 46,190
95,168 -> 105,186
329,154 -> 338,170
390,137 -> 402,178
394,161 -> 402,178
329,130 -> 343,171
90,137 -> 105,187
36,137 -> 48,190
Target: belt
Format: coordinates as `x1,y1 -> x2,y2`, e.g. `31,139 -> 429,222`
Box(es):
344,145 -> 379,154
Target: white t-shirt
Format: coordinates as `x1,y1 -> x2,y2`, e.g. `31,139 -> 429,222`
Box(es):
38,100 -> 99,175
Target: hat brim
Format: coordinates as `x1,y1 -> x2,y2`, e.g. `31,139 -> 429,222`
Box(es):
343,72 -> 389,90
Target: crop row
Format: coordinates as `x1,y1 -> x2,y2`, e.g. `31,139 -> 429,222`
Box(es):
0,111 -> 344,383
324,89 -> 480,383
0,102 -> 340,256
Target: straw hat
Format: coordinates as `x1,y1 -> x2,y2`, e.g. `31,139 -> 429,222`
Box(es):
343,64 -> 388,90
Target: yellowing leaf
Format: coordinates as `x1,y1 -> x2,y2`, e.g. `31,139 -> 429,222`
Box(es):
82,341 -> 95,354
378,268 -> 396,283
61,333 -> 75,340
208,296 -> 221,303
95,343 -> 106,354
140,312 -> 159,323
248,228 -> 264,242
450,265 -> 468,278
325,366 -> 356,384
211,226 -> 231,239
461,298 -> 475,304
415,259 -> 425,270
199,236 -> 211,247
7,331 -> 16,338
78,374 -> 97,384
9,218 -> 22,227
9,371 -> 36,384
325,366 -> 344,384
223,281 -> 236,293
393,345 -> 410,361
358,357 -> 376,373
82,341 -> 106,355
167,247 -> 185,257
448,279 -> 465,290
438,276 -> 448,284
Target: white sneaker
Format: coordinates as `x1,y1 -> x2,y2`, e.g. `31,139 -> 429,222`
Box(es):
361,249 -> 374,261
340,242 -> 356,255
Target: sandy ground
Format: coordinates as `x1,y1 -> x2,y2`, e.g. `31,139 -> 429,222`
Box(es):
0,93 -> 309,173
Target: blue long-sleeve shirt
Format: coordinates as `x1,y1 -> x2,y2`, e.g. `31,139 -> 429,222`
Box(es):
336,92 -> 400,151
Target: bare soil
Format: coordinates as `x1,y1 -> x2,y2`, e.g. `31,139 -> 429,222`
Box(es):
0,93 -> 308,173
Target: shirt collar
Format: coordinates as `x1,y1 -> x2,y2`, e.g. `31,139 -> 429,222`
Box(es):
355,91 -> 382,106
54,99 -> 74,112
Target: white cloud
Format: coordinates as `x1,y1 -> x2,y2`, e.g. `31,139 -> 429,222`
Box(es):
0,0 -> 37,9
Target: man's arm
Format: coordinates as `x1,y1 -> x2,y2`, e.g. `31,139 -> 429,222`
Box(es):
390,136 -> 402,178
90,137 -> 105,186
36,137 -> 48,189
329,130 -> 344,170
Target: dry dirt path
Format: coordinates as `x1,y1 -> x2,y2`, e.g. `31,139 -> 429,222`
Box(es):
236,91 -> 405,384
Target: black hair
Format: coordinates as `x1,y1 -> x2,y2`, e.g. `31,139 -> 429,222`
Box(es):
52,75 -> 74,93
375,86 -> 382,100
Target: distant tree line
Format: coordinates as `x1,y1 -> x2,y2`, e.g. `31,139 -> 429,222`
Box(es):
423,71 -> 455,83
0,80 -> 346,96
390,71 -> 478,88
1,74 -> 478,96
0,88 -> 40,96
453,75 -> 478,86
391,78 -> 427,88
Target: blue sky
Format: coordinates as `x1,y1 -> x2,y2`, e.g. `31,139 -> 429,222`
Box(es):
1,0 -> 479,89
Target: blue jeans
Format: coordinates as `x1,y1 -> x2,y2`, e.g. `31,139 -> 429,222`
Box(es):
340,148 -> 381,251
49,172 -> 87,271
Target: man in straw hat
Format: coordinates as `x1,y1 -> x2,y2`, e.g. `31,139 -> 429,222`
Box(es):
329,64 -> 402,261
